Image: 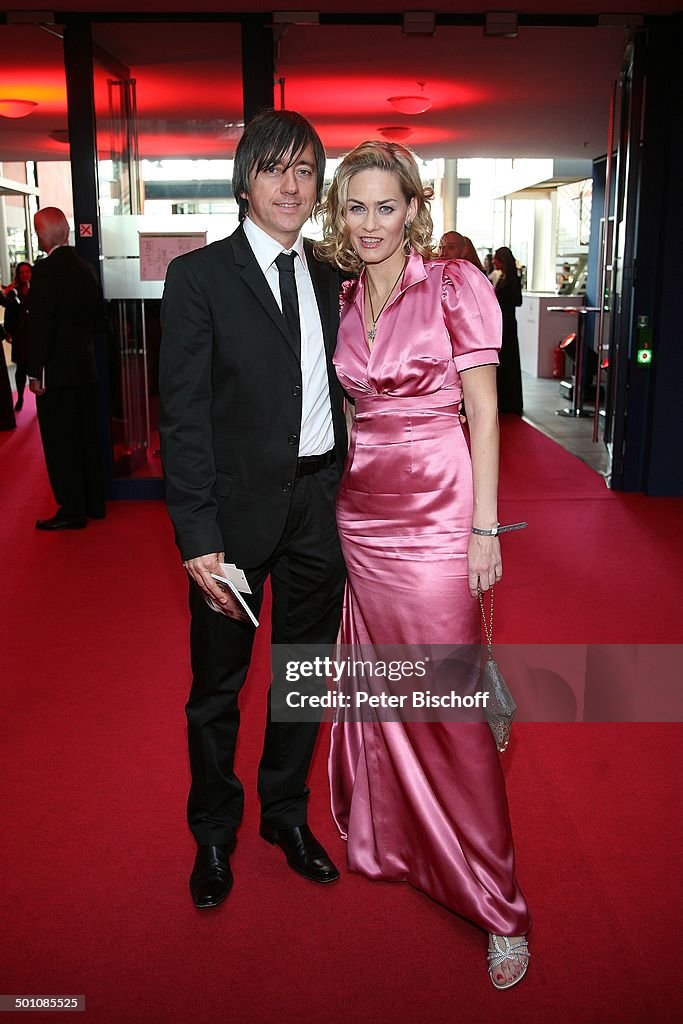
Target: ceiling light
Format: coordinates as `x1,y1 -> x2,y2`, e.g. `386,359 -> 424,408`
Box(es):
378,126 -> 415,142
387,95 -> 432,115
0,99 -> 38,118
387,82 -> 432,115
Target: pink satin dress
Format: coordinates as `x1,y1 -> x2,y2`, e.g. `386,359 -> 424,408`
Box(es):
330,252 -> 530,935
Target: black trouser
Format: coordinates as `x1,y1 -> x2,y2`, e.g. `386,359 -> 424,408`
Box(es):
186,462 -> 345,847
14,361 -> 27,403
36,384 -> 105,517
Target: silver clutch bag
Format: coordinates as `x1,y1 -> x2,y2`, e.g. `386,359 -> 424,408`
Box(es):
479,587 -> 516,753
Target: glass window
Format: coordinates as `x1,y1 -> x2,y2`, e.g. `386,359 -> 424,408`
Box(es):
92,21 -> 243,479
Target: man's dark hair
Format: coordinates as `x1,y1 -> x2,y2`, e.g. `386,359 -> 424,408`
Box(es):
232,109 -> 326,222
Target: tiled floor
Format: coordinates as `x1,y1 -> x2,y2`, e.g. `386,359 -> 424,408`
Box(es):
521,373 -> 611,481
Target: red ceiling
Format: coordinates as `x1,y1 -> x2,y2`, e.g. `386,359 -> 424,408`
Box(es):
0,6 -> 675,162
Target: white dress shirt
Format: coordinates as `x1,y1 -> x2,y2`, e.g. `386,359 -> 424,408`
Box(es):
243,217 -> 334,457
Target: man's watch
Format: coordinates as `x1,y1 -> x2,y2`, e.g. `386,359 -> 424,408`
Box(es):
471,522 -> 528,536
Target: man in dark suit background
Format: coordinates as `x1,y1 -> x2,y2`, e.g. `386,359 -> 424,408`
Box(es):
159,110 -> 347,909
28,207 -> 105,530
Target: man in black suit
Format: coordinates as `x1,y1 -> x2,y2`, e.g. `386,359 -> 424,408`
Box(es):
28,207 -> 105,530
159,110 -> 347,909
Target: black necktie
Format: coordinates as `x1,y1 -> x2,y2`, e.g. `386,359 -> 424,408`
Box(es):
275,251 -> 301,352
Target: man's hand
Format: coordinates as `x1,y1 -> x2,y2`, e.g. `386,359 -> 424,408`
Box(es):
183,551 -> 229,605
29,378 -> 46,396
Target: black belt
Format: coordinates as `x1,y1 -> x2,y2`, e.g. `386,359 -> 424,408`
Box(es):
295,449 -> 336,478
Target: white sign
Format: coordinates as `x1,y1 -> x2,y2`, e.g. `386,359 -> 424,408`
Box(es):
138,232 -> 207,281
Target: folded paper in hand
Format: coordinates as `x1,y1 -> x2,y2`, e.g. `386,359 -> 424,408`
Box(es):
203,563 -> 259,627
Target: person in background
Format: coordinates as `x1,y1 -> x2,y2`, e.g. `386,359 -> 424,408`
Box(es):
557,261 -> 573,294
27,207 -> 105,529
492,246 -> 524,416
438,230 -> 485,273
2,262 -> 32,411
0,320 -> 16,430
483,252 -> 496,280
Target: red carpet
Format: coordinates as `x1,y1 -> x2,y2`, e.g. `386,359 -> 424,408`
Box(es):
1,402 -> 681,1023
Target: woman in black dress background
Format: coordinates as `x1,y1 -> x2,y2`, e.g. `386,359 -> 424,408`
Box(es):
0,331 -> 15,430
2,262 -> 32,412
493,247 -> 523,415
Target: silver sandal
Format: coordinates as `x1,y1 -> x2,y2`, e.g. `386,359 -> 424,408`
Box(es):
487,934 -> 530,990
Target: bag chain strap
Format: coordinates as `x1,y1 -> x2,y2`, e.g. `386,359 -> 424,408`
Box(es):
477,585 -> 494,657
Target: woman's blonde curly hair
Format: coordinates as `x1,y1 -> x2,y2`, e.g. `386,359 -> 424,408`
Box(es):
315,141 -> 435,273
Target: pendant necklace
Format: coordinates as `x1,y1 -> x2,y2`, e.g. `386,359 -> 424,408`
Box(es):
366,261 -> 406,344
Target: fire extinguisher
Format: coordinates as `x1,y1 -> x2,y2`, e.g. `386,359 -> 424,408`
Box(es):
552,344 -> 565,379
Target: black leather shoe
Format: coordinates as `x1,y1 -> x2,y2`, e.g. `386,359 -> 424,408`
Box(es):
35,513 -> 87,531
260,823 -> 339,884
189,844 -> 234,909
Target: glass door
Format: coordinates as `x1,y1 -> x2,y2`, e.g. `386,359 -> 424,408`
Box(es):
92,21 -> 243,480
597,34 -> 646,488
95,55 -> 149,475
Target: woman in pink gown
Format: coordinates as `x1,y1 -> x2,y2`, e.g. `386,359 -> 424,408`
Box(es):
317,142 -> 530,989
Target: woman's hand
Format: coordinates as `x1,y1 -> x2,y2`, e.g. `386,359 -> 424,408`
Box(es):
467,533 -> 502,598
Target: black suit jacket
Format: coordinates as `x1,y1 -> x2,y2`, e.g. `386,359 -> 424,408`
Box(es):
159,225 -> 347,566
26,246 -> 99,388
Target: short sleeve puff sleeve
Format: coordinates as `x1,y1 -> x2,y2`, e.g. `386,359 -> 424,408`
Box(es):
441,259 -> 502,372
